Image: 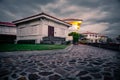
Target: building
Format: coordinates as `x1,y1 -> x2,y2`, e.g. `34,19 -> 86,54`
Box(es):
99,35 -> 108,43
82,31 -> 103,43
0,21 -> 16,44
13,12 -> 71,44
81,31 -> 108,43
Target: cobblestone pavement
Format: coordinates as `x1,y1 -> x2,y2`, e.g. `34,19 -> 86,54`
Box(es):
0,44 -> 120,80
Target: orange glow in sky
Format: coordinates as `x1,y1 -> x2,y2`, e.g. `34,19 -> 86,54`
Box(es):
69,21 -> 82,30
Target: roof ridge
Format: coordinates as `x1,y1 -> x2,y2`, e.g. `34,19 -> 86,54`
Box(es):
12,12 -> 71,26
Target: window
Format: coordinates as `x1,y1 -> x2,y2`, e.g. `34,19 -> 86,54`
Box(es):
90,34 -> 92,36
95,35 -> 97,37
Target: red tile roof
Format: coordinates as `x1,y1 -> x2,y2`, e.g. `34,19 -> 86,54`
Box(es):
100,35 -> 108,37
0,21 -> 16,27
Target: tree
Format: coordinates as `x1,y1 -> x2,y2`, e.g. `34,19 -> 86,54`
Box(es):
107,37 -> 113,43
68,32 -> 84,44
116,35 -> 120,42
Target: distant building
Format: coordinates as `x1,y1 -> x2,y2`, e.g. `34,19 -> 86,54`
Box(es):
0,21 -> 16,44
13,12 -> 71,44
99,35 -> 108,43
82,31 -> 107,43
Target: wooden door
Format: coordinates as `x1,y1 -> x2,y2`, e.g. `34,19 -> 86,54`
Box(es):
48,26 -> 54,37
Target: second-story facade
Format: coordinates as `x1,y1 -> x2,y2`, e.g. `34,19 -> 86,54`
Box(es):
82,32 -> 101,43
0,21 -> 16,43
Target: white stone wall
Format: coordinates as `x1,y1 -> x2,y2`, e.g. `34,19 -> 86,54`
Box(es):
42,19 -> 68,38
16,18 -> 70,43
0,26 -> 16,35
16,20 -> 42,43
17,24 -> 40,36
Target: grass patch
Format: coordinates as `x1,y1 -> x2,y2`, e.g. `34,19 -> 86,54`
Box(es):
0,44 -> 67,52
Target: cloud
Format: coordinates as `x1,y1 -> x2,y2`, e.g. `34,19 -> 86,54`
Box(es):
80,22 -> 109,33
0,0 -> 56,21
0,0 -> 119,37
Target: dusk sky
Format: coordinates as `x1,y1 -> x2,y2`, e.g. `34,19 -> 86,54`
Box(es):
0,0 -> 120,38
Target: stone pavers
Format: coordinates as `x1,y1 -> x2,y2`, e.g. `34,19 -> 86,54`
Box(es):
0,44 -> 120,80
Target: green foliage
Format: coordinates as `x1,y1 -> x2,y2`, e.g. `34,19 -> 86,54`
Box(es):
69,32 -> 82,44
68,32 -> 79,44
68,32 -> 79,36
0,44 -> 67,52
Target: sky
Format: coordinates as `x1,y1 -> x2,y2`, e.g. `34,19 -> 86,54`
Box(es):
0,0 -> 120,38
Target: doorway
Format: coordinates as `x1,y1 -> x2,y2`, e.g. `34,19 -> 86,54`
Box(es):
48,26 -> 54,37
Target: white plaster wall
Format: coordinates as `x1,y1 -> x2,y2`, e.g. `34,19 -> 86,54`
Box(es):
42,19 -> 68,38
17,20 -> 41,36
18,25 -> 39,36
16,20 -> 42,43
41,24 -> 48,37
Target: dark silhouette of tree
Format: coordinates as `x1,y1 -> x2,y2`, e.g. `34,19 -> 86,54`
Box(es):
116,35 -> 120,42
107,37 -> 113,43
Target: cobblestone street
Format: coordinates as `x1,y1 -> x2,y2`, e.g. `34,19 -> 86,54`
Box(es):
0,44 -> 120,80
